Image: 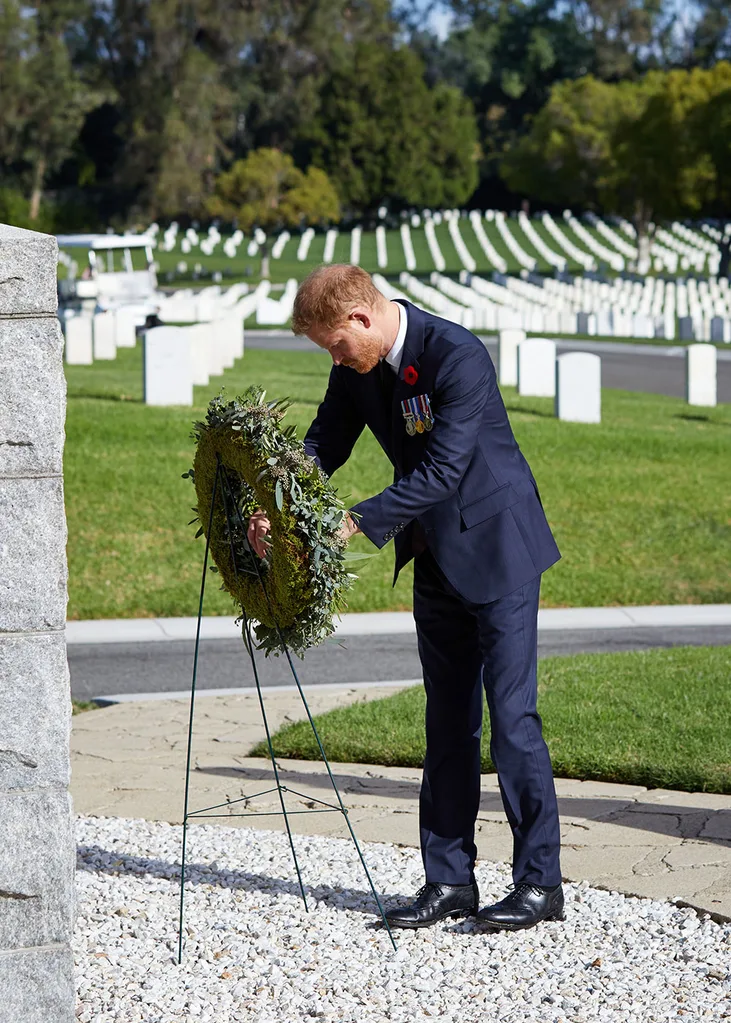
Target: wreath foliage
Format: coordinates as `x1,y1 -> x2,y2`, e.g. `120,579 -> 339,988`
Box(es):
185,387 -> 358,657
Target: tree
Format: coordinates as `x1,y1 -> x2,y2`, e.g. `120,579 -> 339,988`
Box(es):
422,1 -> 596,205
301,42 -> 479,211
501,65 -> 731,265
80,0 -> 236,220
206,148 -> 340,276
0,1 -> 98,223
687,67 -> 731,213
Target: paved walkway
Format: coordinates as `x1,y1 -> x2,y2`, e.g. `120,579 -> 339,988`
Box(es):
66,603 -> 731,644
72,683 -> 731,922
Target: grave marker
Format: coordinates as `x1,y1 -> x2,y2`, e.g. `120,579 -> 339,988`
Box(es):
555,352 -> 601,423
686,343 -> 717,407
64,315 -> 93,364
92,311 -> 116,359
518,338 -> 556,398
497,328 -> 525,387
144,327 -> 193,406
114,307 -> 137,348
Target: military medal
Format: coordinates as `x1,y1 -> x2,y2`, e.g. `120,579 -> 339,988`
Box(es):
400,394 -> 434,435
418,393 -> 434,431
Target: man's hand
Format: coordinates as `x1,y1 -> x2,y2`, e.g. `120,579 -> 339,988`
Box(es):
247,509 -> 272,559
338,513 -> 361,543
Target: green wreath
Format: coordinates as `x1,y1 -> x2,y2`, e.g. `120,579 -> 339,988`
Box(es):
184,387 -> 360,657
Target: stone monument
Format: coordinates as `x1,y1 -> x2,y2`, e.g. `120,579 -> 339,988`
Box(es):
0,223 -> 75,1021
517,337 -> 557,398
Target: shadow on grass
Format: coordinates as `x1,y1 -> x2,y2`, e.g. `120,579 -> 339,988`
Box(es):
675,413 -> 731,427
503,403 -> 555,420
67,392 -> 142,403
192,764 -> 729,845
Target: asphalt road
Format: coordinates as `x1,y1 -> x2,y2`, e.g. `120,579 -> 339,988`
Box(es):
246,332 -> 731,403
70,625 -> 731,702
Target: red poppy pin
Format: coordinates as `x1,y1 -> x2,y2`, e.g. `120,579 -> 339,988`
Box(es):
403,365 -> 419,386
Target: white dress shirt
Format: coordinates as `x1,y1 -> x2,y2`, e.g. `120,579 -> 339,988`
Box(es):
383,301 -> 407,374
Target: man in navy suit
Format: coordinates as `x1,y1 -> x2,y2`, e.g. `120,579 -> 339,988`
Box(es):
248,264 -> 564,932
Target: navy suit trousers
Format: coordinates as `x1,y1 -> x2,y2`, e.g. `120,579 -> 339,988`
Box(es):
413,550 -> 562,888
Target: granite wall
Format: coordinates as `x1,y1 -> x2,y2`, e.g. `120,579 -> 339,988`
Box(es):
0,224 -> 75,1021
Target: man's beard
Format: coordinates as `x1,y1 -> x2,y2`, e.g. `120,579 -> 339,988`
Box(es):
347,337 -> 382,374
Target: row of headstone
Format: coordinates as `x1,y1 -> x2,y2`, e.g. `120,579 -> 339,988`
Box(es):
498,331 -> 601,422
519,338 -> 601,422
63,307 -> 139,364
143,316 -> 245,406
499,330 -> 719,416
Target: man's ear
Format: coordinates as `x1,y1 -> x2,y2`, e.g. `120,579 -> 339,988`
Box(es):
349,307 -> 372,330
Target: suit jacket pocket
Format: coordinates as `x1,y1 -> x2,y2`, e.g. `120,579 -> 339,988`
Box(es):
459,481 -> 522,530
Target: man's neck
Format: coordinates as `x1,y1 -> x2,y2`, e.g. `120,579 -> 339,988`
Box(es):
380,300 -> 402,360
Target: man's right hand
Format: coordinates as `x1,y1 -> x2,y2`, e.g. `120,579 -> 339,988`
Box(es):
247,508 -> 271,558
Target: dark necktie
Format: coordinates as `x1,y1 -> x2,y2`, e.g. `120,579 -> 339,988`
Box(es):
379,358 -> 396,415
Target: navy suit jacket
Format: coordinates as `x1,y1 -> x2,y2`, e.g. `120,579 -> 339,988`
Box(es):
303,300 -> 560,604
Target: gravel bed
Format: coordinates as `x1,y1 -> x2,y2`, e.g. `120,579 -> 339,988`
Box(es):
75,815 -> 731,1023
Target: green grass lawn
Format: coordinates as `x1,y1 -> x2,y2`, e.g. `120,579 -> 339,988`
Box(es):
252,645 -> 731,793
64,345 -> 731,620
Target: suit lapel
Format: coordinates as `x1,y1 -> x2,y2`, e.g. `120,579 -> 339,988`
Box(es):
391,301 -> 426,464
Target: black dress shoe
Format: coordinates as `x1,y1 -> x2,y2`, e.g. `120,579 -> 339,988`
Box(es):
385,881 -> 479,929
477,882 -> 565,931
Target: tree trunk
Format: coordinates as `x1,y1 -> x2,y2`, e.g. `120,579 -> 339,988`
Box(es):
633,200 -> 653,275
29,156 -> 46,222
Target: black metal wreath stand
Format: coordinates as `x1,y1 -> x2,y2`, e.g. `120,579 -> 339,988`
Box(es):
177,456 -> 397,962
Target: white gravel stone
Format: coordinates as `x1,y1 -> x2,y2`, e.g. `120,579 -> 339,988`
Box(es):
74,816 -> 731,1022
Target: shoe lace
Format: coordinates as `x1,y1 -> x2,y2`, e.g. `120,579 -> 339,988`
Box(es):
414,882 -> 443,903
507,882 -> 549,900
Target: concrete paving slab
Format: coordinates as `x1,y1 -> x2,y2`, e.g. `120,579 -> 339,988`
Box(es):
71,687 -> 731,921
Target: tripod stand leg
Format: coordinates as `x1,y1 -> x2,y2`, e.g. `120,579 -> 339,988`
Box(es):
274,637 -> 398,951
241,614 -> 309,911
178,463 -> 220,964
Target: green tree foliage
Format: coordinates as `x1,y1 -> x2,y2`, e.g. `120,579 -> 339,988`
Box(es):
502,63 -> 731,260
430,1 -> 594,196
2,0 -> 731,227
206,148 -> 340,231
302,42 -> 479,210
0,1 -> 98,223
81,0 -> 236,220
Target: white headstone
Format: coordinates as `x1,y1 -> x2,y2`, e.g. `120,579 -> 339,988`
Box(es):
93,311 -> 116,359
206,324 -> 225,377
518,338 -> 557,398
114,307 -> 137,348
555,352 -> 601,423
221,314 -> 244,361
64,315 -> 93,364
596,309 -> 613,336
497,328 -> 525,387
632,312 -> 654,339
686,343 -> 717,407
560,310 -> 577,334
144,327 -> 192,406
189,324 -> 210,386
